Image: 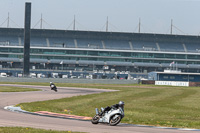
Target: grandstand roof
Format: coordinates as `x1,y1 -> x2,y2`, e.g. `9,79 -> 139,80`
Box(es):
0,28 -> 200,43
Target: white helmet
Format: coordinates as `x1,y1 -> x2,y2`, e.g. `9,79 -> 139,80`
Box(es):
119,101 -> 125,107
50,82 -> 53,84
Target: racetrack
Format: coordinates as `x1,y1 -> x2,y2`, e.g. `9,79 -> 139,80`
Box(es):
0,84 -> 198,133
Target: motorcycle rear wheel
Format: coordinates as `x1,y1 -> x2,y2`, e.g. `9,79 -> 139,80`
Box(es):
91,115 -> 100,124
109,115 -> 121,126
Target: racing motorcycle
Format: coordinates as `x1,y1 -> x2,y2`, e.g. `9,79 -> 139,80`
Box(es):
91,106 -> 124,126
50,82 -> 57,92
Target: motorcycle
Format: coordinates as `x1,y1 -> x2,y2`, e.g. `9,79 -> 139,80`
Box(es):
91,106 -> 124,126
50,84 -> 57,92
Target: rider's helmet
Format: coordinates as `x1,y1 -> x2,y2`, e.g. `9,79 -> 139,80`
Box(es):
50,82 -> 52,84
119,101 -> 125,108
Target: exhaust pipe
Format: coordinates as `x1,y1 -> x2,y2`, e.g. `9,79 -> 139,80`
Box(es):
95,108 -> 99,115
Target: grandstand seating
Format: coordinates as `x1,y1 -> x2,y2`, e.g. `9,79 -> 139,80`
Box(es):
158,42 -> 185,52
104,40 -> 130,50
185,43 -> 200,52
0,36 -> 19,46
3,34 -> 198,53
48,37 -> 75,48
131,41 -> 157,51
30,37 -> 47,47
76,38 -> 103,49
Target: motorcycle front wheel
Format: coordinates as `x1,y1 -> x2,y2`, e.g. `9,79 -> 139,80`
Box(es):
109,115 -> 121,126
91,115 -> 100,124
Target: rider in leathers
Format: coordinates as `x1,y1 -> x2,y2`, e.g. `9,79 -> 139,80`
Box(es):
50,82 -> 56,90
99,101 -> 125,116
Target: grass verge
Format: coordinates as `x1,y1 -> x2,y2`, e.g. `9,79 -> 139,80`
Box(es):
4,82 -> 200,129
0,127 -> 84,133
0,86 -> 40,92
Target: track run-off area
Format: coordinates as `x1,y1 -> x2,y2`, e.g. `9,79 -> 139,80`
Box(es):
0,84 -> 199,133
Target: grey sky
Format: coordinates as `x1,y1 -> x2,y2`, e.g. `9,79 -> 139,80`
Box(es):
0,0 -> 200,35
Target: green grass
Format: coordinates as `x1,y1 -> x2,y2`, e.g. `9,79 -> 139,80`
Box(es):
3,82 -> 200,129
0,86 -> 41,92
0,127 -> 84,133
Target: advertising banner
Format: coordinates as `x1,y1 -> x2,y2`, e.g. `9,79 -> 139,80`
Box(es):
155,81 -> 189,87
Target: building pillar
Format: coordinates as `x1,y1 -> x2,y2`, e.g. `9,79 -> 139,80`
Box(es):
23,2 -> 31,77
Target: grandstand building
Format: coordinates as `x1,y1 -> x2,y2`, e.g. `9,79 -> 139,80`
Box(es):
0,27 -> 200,77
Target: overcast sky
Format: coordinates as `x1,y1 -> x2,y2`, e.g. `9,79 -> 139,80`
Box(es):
0,0 -> 200,35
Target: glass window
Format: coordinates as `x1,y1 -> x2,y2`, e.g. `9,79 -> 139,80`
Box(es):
98,58 -> 109,61
0,48 -> 9,52
0,54 -> 8,57
31,49 -> 40,53
148,53 -> 153,57
68,50 -> 75,54
187,55 -> 196,59
141,53 -> 148,58
53,50 -> 65,54
182,76 -> 188,80
163,76 -> 168,79
189,77 -> 194,80
120,52 -> 131,57
8,54 -> 17,58
110,52 -> 121,56
76,50 -> 87,55
132,53 -> 139,57
154,54 -> 164,58
17,55 -> 23,59
88,58 -> 97,60
165,54 -> 175,58
176,54 -> 185,59
99,51 -> 109,56
196,55 -> 200,59
10,48 -> 22,53
88,51 -> 98,56
143,60 -> 151,63
170,76 -> 175,79
79,57 -> 88,60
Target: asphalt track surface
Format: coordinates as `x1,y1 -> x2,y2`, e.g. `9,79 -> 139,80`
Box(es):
0,84 -> 199,133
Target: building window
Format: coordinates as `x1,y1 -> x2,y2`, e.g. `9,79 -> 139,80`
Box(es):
189,77 -> 194,80
182,76 -> 188,80
170,76 -> 175,79
163,76 -> 168,79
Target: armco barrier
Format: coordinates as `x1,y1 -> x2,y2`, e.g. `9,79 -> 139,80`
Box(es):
189,82 -> 200,87
0,77 -> 138,84
141,80 -> 155,84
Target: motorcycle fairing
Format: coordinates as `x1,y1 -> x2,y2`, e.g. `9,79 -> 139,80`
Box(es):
99,108 -> 123,123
